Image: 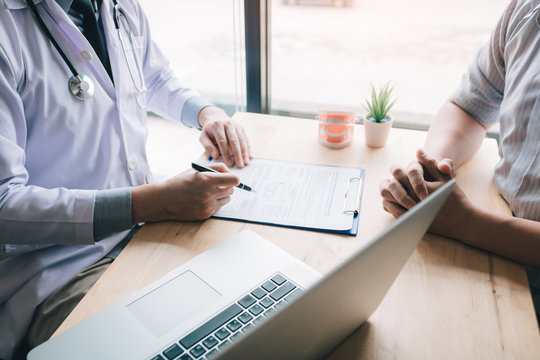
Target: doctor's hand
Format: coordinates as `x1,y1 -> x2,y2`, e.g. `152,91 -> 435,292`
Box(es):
132,163 -> 240,222
198,106 -> 252,169
379,148 -> 455,217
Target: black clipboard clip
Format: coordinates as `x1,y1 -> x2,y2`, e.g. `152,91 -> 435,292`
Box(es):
343,177 -> 363,215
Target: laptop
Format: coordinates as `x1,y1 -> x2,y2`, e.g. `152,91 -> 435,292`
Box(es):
28,180 -> 455,360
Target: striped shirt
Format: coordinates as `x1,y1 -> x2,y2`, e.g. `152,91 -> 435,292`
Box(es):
452,0 -> 540,324
451,0 -> 540,222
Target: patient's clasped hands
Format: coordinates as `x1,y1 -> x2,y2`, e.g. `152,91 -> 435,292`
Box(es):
380,149 -> 476,239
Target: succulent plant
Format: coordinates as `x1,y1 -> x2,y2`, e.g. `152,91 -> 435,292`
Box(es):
364,81 -> 396,123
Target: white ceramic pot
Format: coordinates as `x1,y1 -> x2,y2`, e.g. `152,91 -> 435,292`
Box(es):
363,114 -> 393,148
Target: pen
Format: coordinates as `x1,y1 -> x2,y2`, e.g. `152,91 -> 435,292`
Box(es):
191,162 -> 256,192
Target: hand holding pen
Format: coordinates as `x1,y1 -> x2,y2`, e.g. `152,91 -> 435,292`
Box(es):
192,162 -> 256,192
132,162 -> 241,222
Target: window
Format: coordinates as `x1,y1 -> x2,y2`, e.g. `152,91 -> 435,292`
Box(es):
139,0 -> 246,115
139,0 -> 507,132
270,0 -> 508,128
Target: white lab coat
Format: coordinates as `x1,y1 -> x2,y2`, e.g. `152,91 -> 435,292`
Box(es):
0,0 -> 202,356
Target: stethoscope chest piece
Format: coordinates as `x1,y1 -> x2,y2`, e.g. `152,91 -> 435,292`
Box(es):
69,74 -> 95,100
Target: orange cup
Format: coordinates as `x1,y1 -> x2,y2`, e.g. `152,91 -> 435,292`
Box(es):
317,111 -> 356,148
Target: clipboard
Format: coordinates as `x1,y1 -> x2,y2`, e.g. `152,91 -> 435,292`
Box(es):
209,158 -> 365,236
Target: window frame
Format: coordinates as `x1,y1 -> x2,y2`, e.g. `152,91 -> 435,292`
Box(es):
244,0 -> 271,114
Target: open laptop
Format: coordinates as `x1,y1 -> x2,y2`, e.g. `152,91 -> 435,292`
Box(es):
28,180 -> 455,360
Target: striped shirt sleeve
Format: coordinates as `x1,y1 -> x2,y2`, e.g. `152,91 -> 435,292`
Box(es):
450,0 -> 516,127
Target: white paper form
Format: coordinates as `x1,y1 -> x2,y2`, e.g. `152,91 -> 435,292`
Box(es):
213,158 -> 363,231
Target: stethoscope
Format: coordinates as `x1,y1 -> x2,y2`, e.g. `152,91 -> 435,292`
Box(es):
25,0 -> 146,101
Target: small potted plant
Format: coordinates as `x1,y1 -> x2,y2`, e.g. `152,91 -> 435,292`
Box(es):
363,81 -> 396,148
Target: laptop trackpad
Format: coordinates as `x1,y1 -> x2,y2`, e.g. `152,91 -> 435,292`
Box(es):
127,271 -> 221,337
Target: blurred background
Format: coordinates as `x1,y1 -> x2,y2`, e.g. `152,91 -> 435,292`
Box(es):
139,0 -> 508,130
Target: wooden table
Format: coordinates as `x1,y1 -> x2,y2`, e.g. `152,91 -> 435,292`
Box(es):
55,112 -> 540,359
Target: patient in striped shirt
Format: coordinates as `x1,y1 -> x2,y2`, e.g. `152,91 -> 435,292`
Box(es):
379,0 -> 540,324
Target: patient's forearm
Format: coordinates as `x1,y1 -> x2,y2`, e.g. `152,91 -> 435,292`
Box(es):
458,207 -> 540,267
424,100 -> 487,167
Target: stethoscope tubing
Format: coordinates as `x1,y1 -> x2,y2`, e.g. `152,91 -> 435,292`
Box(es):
113,2 -> 146,94
25,0 -> 80,78
25,0 -> 146,100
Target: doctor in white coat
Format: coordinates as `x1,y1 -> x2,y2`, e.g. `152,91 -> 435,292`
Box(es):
0,0 -> 251,358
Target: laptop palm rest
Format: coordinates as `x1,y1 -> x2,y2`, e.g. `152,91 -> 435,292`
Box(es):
127,271 -> 221,337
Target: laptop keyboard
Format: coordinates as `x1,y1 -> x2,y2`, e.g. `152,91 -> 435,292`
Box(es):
149,273 -> 303,360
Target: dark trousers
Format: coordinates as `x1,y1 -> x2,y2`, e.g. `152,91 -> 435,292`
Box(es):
12,258 -> 113,360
